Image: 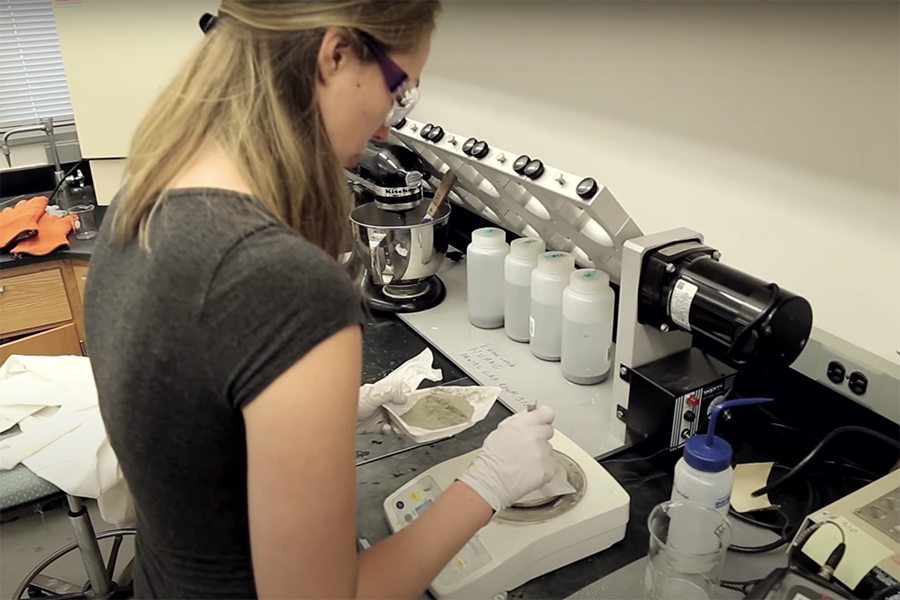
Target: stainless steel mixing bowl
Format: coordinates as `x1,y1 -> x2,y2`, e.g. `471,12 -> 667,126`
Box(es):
350,201 -> 451,287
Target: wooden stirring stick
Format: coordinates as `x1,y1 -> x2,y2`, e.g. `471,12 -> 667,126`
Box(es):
424,169 -> 457,221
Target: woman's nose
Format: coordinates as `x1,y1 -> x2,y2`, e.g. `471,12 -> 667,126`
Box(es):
372,125 -> 391,141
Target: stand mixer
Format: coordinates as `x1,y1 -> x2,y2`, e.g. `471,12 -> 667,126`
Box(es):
348,141 -> 451,313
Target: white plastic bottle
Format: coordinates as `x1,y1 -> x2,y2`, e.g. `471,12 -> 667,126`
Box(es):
671,398 -> 772,516
504,237 -> 546,342
467,227 -> 509,329
530,251 -> 576,361
561,269 -> 615,385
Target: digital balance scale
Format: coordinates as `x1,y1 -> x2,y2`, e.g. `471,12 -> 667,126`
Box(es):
384,430 -> 631,600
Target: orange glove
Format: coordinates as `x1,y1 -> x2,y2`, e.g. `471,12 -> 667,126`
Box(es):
11,213 -> 75,257
0,196 -> 50,250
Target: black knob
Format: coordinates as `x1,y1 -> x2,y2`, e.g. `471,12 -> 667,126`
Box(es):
683,411 -> 695,422
576,177 -> 598,199
420,123 -> 433,139
462,138 -> 477,155
523,159 -> 544,179
471,141 -> 489,159
392,117 -> 407,130
513,155 -> 531,174
427,126 -> 444,142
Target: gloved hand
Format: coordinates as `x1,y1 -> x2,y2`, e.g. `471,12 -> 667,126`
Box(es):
357,380 -> 408,435
356,350 -> 443,435
458,405 -> 558,513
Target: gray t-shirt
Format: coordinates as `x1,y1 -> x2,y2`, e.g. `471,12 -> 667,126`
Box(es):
84,189 -> 364,599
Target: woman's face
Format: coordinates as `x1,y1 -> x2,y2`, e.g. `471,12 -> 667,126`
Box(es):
317,29 -> 432,167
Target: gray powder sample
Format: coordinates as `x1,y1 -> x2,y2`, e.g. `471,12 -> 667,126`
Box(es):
401,392 -> 475,431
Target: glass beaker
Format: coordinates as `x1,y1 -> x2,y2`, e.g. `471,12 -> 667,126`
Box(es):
645,500 -> 732,600
67,204 -> 98,240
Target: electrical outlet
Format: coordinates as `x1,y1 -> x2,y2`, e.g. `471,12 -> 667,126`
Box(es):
792,328 -> 900,425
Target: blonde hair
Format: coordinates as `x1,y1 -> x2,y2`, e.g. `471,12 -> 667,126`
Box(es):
115,0 -> 440,258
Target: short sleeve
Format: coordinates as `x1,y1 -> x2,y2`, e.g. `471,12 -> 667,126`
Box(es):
201,226 -> 364,410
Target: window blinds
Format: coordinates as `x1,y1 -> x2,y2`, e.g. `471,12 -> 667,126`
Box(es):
0,0 -> 73,128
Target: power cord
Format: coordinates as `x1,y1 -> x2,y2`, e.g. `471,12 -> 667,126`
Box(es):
789,519 -> 848,586
875,583 -> 900,600
48,160 -> 84,204
753,426 -> 900,498
729,467 -> 815,555
600,446 -> 674,465
721,578 -> 763,595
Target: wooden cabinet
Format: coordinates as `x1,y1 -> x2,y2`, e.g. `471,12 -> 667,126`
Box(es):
73,263 -> 89,302
0,324 -> 82,364
0,266 -> 73,336
0,260 -> 89,359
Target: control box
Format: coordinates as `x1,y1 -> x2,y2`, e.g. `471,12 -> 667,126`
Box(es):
619,347 -> 736,449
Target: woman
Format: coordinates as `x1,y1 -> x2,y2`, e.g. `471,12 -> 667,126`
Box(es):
84,2 -> 559,599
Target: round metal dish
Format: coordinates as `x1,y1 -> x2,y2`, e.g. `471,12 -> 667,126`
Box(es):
497,451 -> 586,523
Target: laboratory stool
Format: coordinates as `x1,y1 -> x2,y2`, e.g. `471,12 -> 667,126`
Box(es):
0,432 -> 135,599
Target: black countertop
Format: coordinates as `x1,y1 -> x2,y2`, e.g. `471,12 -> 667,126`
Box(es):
357,311 -> 670,599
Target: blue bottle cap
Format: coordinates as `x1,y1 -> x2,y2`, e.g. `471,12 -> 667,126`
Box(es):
684,435 -> 733,473
684,397 -> 774,473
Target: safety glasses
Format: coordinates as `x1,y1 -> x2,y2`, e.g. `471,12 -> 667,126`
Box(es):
362,36 -> 420,127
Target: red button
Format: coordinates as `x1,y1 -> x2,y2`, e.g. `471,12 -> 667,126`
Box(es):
687,395 -> 700,407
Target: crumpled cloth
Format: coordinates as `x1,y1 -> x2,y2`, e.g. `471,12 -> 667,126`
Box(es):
513,460 -> 577,506
0,355 -> 134,526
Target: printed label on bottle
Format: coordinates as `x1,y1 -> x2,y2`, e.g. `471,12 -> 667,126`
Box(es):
529,316 -> 535,338
669,279 -> 698,331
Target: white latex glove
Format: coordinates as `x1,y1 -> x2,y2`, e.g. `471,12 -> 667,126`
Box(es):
357,380 -> 408,435
356,350 -> 443,435
457,405 -> 558,513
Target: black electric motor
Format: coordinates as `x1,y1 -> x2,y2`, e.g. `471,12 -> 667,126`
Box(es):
638,240 -> 813,367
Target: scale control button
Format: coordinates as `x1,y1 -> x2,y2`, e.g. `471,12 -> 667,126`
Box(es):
395,501 -> 405,510
423,484 -> 433,493
427,126 -> 444,142
410,491 -> 420,502
404,514 -> 414,523
462,138 -> 477,155
420,124 -> 433,139
455,557 -> 467,571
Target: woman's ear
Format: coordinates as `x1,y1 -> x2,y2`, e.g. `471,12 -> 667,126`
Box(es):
317,28 -> 352,85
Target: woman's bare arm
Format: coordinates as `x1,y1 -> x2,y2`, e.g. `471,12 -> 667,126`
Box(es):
243,326 -> 492,600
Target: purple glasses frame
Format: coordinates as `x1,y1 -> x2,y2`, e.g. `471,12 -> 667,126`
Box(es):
362,37 -> 410,95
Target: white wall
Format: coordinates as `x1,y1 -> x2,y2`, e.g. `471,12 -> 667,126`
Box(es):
418,1 -> 899,364
0,142 -> 50,171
